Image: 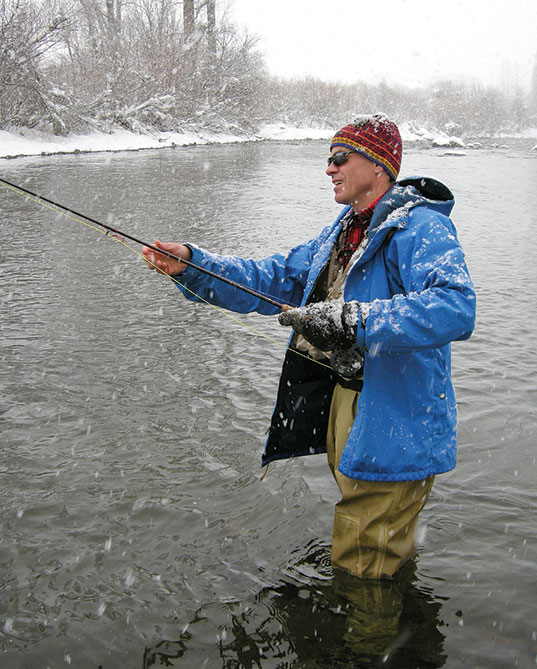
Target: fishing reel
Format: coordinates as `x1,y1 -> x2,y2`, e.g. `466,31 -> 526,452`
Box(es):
330,346 -> 364,380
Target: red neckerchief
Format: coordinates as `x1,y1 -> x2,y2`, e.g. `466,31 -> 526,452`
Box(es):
338,194 -> 384,269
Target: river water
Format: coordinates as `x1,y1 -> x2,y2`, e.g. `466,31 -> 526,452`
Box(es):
1,138 -> 536,668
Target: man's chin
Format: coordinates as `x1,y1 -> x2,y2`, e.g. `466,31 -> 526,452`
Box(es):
335,196 -> 350,206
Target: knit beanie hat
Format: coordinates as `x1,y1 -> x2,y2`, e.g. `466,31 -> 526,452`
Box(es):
330,114 -> 402,181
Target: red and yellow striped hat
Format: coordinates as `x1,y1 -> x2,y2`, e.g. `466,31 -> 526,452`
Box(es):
330,114 -> 402,181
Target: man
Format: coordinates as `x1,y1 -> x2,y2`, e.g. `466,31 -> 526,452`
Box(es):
142,114 -> 476,579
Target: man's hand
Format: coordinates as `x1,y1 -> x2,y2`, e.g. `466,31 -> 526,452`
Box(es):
278,300 -> 359,351
142,240 -> 192,276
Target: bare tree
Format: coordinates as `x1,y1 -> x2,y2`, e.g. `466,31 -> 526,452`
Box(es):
530,52 -> 537,117
0,0 -> 68,132
206,0 -> 215,55
182,0 -> 194,38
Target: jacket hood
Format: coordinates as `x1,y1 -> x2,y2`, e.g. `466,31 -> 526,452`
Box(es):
351,176 -> 455,268
375,176 -> 454,227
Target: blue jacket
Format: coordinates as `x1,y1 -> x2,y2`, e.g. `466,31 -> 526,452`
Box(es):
175,177 -> 476,481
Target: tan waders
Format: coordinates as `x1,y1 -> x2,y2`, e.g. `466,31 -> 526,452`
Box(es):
327,383 -> 434,579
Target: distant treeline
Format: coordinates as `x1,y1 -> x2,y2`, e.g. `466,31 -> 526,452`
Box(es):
1,0 -> 536,137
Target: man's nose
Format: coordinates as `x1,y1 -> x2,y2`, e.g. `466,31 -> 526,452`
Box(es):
326,161 -> 338,177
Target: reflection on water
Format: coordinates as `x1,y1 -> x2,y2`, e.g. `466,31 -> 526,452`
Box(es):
1,139 -> 537,667
143,547 -> 446,668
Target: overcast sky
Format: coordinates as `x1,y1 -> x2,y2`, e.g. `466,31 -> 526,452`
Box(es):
228,0 -> 537,94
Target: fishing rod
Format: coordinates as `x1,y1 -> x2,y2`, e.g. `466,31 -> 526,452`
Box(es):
0,176 -> 289,311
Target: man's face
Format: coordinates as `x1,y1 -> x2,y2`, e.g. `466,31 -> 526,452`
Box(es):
326,149 -> 383,211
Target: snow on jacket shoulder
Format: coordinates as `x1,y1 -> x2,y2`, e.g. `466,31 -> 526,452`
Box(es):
350,177 -> 476,352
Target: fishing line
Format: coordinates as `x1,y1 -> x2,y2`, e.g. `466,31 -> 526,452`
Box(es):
0,176 -> 292,310
140,245 -> 332,370
0,175 -> 332,370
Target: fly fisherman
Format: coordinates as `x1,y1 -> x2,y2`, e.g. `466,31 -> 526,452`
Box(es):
142,115 -> 476,580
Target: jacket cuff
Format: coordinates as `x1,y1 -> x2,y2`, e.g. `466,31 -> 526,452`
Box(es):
171,243 -> 200,279
355,302 -> 370,347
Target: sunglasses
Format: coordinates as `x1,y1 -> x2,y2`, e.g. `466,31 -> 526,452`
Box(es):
327,151 -> 355,167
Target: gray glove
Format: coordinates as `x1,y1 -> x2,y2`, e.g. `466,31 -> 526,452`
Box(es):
278,300 -> 360,351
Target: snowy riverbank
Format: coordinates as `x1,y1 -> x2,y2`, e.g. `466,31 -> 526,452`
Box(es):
0,124 -> 338,160
1,122 -> 536,160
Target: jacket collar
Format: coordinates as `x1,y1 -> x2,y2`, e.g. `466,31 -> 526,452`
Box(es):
349,176 -> 455,267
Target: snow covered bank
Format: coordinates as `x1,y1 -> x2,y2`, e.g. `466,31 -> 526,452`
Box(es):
0,127 -> 247,160
0,124 -> 334,160
1,122 -> 536,160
